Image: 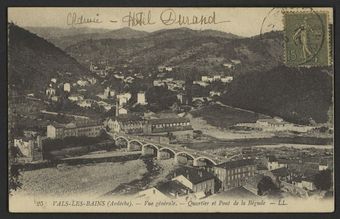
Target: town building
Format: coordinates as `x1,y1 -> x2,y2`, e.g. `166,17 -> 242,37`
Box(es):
193,81 -> 209,87
68,94 -> 83,102
223,63 -> 234,69
90,62 -> 108,77
271,167 -> 291,182
292,176 -> 316,191
172,167 -> 215,195
45,87 -> 56,98
47,120 -> 103,139
137,92 -> 147,105
77,99 -> 94,108
106,115 -> 145,134
117,93 -> 132,107
63,83 -> 71,92
213,159 -> 256,191
266,156 -> 288,171
209,91 -> 221,97
77,80 -> 89,87
143,117 -> 193,141
319,160 -> 329,171
221,76 -> 233,83
13,135 -> 43,163
51,96 -> 60,102
104,87 -> 115,98
97,101 -> 113,111
201,76 -> 213,83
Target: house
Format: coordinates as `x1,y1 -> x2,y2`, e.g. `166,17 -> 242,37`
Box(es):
223,63 -> 234,69
158,66 -> 174,72
266,156 -> 288,171
13,136 -> 43,163
63,83 -> 71,92
117,93 -> 132,107
87,77 -> 97,85
221,76 -> 233,83
23,129 -> 39,138
77,99 -> 93,108
213,159 -> 256,191
77,80 -> 89,87
209,91 -> 221,97
201,76 -> 213,83
68,94 -> 83,102
193,81 -> 209,87
319,160 -> 328,171
137,92 -> 147,105
47,119 -> 103,139
172,167 -> 215,195
292,176 -> 316,191
124,76 -> 135,83
45,87 -> 56,98
213,75 -> 221,81
231,59 -> 241,65
143,117 -> 193,141
138,180 -> 192,200
153,80 -> 165,87
114,74 -> 125,80
51,96 -> 60,102
118,108 -> 128,115
104,87 -> 115,98
14,137 -> 34,159
97,101 -> 113,111
271,167 -> 291,182
90,62 -> 108,77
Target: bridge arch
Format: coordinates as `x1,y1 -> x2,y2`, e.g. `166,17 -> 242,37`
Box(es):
128,140 -> 144,151
142,143 -> 159,156
175,152 -> 195,160
114,136 -> 129,148
158,147 -> 176,158
114,136 -> 129,143
194,156 -> 217,166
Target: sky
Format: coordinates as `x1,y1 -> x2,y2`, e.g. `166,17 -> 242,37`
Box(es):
8,7 -> 333,37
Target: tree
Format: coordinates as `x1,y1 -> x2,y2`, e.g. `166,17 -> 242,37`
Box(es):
145,86 -> 177,112
257,176 -> 280,196
313,169 -> 332,191
9,146 -> 23,195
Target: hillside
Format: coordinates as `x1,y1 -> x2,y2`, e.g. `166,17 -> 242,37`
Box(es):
65,28 -> 283,76
27,26 -> 149,49
8,24 -> 90,93
220,66 -> 333,124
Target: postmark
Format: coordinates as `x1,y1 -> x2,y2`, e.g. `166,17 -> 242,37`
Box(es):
283,11 -> 330,67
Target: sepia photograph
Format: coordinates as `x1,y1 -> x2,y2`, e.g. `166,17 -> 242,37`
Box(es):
7,7 -> 334,212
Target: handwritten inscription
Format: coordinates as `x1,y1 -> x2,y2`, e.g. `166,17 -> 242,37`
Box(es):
66,9 -> 230,27
67,12 -> 103,26
122,11 -> 155,27
160,9 -> 229,26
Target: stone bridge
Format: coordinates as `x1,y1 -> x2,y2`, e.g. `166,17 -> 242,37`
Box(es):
107,132 -> 228,166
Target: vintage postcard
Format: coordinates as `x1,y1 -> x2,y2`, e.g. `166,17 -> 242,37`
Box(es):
8,7 -> 334,212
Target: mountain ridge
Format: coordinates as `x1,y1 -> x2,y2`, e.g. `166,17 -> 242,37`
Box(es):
9,24 -> 91,94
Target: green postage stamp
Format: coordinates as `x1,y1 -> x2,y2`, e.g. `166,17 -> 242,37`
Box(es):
283,11 -> 331,67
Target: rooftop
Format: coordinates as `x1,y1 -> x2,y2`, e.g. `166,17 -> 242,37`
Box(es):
271,167 -> 290,177
215,159 -> 255,170
173,167 -> 215,185
155,180 -> 192,198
